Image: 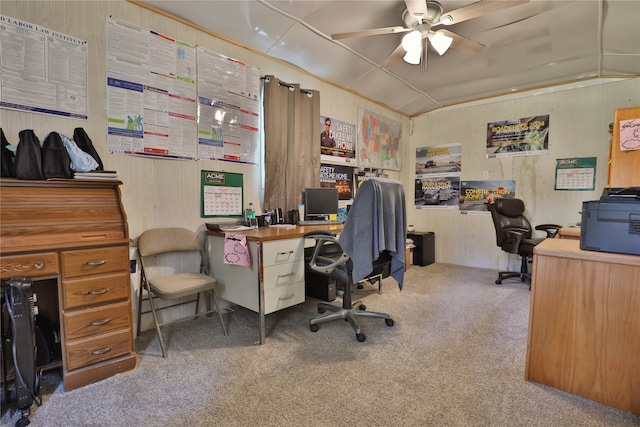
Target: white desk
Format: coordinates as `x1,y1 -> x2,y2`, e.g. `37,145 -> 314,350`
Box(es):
206,224 -> 343,344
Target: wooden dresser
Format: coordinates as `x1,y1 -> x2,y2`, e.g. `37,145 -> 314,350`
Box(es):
0,178 -> 136,391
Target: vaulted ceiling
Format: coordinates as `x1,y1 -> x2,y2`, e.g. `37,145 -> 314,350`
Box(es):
132,0 -> 640,117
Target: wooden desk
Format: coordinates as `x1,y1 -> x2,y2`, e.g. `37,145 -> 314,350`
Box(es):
206,224 -> 343,344
557,224 -> 580,240
526,239 -> 640,415
0,179 -> 136,391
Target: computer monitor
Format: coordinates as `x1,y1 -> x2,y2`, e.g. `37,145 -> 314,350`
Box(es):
304,187 -> 339,220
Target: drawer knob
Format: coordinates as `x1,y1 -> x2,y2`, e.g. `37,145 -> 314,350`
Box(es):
89,346 -> 112,355
84,259 -> 108,266
88,318 -> 112,326
34,262 -> 44,269
85,288 -> 109,295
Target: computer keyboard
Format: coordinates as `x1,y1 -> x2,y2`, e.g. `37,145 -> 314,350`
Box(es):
298,219 -> 343,226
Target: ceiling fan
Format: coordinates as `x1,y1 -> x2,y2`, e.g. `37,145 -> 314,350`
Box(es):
331,0 -> 529,68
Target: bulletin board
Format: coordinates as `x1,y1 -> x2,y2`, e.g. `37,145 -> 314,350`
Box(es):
200,170 -> 244,218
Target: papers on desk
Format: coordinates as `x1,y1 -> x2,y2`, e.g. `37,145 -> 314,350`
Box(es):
220,225 -> 254,231
269,224 -> 296,228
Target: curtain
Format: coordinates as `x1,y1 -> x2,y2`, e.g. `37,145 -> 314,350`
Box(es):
263,75 -> 320,214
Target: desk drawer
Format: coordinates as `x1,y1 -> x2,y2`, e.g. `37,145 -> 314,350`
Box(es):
65,328 -> 132,371
264,281 -> 305,314
0,252 -> 59,279
263,260 -> 304,291
262,239 -> 304,266
62,246 -> 129,278
64,300 -> 132,340
63,271 -> 130,309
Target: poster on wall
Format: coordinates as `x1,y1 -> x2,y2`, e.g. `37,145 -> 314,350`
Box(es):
357,108 -> 402,171
320,164 -> 354,200
415,143 -> 462,209
486,115 -> 549,158
0,15 -> 88,119
197,47 -> 260,165
459,180 -> 517,213
414,176 -> 461,209
106,17 -> 198,160
320,116 -> 356,164
554,157 -> 596,190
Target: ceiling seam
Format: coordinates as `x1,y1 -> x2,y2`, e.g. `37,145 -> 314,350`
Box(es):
256,0 -> 444,110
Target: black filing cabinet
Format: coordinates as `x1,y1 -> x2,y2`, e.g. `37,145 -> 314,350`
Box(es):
407,231 -> 435,266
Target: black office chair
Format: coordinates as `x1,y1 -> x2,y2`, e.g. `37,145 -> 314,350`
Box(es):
489,198 -> 561,287
304,177 -> 406,342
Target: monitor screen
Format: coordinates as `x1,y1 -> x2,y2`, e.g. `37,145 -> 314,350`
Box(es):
304,187 -> 339,220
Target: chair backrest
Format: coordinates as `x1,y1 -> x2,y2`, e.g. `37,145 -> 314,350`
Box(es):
339,177 -> 406,288
138,227 -> 201,257
490,198 -> 533,247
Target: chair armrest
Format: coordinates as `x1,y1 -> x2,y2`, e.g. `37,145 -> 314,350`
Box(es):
503,228 -> 527,253
305,233 -> 349,274
535,223 -> 563,238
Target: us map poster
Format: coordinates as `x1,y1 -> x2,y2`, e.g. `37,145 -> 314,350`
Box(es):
357,109 -> 402,171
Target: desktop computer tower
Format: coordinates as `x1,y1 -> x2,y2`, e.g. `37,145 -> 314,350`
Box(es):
305,270 -> 336,302
407,231 -> 435,266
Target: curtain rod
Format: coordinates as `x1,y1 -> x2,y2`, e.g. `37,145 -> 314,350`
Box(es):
261,76 -> 313,97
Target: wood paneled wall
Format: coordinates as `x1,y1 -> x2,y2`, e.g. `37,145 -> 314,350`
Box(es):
1,1 -> 638,278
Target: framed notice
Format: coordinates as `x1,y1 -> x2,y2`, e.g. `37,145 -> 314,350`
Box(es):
201,170 -> 244,218
554,157 -> 596,191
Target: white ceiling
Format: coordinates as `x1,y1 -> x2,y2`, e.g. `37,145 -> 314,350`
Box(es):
134,0 -> 640,117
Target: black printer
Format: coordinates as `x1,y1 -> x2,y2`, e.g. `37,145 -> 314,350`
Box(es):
580,187 -> 640,256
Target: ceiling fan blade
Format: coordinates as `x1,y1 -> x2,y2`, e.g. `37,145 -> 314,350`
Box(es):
380,44 -> 406,69
404,0 -> 429,21
439,29 -> 485,56
437,0 -> 529,26
331,26 -> 409,40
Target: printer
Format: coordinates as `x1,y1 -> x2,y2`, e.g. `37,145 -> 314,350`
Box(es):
580,187 -> 640,256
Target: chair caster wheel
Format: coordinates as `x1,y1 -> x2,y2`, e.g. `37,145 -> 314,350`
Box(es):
356,333 -> 366,342
358,304 -> 366,310
310,323 -> 319,332
385,318 -> 394,327
318,307 -> 325,314
495,279 -> 502,285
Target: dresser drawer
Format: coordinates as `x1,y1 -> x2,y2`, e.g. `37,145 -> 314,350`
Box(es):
65,329 -> 132,371
64,300 -> 132,340
264,281 -> 305,314
63,271 -> 130,310
262,239 -> 305,267
0,252 -> 59,279
263,260 -> 305,291
62,246 -> 129,278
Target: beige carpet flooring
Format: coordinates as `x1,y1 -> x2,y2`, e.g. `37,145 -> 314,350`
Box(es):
2,263 -> 639,427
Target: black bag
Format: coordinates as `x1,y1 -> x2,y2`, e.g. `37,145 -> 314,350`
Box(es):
1,128 -> 16,178
14,129 -> 45,180
73,127 -> 104,171
42,132 -> 73,179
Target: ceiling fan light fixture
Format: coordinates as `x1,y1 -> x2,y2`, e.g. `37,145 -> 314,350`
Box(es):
428,30 -> 453,55
401,30 -> 422,52
403,48 -> 422,65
